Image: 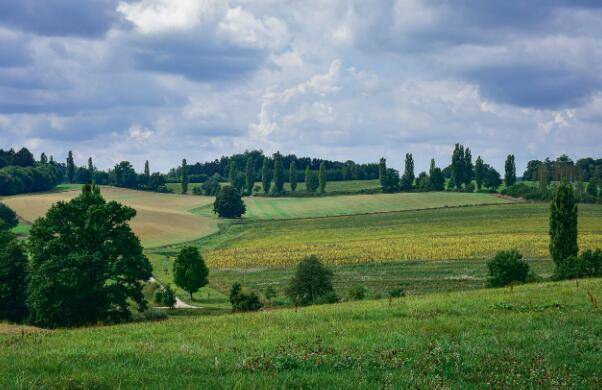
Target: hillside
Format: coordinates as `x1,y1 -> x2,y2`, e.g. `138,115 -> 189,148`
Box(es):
1,279 -> 600,388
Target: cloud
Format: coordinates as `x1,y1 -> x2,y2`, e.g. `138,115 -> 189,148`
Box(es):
0,0 -> 121,37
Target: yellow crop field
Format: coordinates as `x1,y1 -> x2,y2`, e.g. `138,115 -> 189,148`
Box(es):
2,186 -> 217,248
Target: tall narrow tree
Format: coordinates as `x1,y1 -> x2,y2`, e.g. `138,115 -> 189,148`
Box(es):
549,181 -> 578,267
538,164 -> 549,192
40,152 -> 48,164
273,152 -> 284,193
181,159 -> 189,194
229,162 -> 238,188
475,156 -> 484,190
504,154 -> 516,187
88,157 -> 94,174
261,157 -> 271,194
400,153 -> 415,190
66,150 -> 75,183
142,160 -> 150,188
429,158 -> 436,176
245,157 -> 254,195
289,160 -> 298,192
318,162 -> 327,193
464,148 -> 473,186
379,157 -> 387,187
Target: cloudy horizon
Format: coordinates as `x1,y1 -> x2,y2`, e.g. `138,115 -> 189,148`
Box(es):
0,0 -> 601,173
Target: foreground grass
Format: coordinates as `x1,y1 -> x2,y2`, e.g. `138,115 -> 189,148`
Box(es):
181,203 -> 602,267
1,279 -> 600,388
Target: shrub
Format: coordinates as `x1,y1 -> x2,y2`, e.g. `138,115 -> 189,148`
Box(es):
285,255 -> 337,306
197,176 -> 221,196
230,282 -> 263,312
0,203 -> 18,230
213,185 -> 246,218
465,182 -> 475,193
387,285 -> 406,298
154,284 -> 177,308
553,249 -> 602,280
263,285 -> 277,302
487,249 -> 530,287
347,284 -> 367,301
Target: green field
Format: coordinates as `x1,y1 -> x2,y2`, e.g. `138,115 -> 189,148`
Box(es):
179,203 -> 602,268
194,191 -> 514,220
168,179 -> 381,195
1,279 -> 600,388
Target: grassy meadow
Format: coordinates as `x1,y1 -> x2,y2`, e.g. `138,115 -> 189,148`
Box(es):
1,279 -> 600,388
2,186 -> 217,248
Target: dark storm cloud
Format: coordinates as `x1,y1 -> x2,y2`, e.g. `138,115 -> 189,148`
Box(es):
0,0 -> 123,37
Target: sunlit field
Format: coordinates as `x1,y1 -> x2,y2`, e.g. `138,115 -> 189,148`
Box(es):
2,186 -> 217,248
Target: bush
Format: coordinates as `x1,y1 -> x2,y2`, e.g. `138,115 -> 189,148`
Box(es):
213,185 -> 246,218
465,182 -> 475,193
553,249 -> 602,280
347,284 -> 367,301
154,284 -> 177,308
502,183 -> 552,201
387,285 -> 406,298
0,203 -> 18,230
487,249 -> 530,287
229,282 -> 263,312
285,255 -> 337,306
196,176 -> 221,196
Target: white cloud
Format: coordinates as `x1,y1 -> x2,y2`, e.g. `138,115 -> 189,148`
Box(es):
129,124 -> 154,141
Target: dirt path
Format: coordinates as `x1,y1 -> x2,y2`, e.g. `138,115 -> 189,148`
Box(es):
148,277 -> 202,309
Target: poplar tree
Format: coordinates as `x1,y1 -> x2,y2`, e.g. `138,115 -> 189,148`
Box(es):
181,159 -> 189,194
245,157 -> 254,195
229,162 -> 237,188
400,153 -> 415,190
429,158 -> 436,176
289,160 -> 298,192
379,157 -> 387,187
143,160 -> 150,188
88,157 -> 94,175
66,150 -> 75,183
451,144 -> 464,189
549,181 -> 578,267
273,152 -> 284,193
318,162 -> 327,193
40,152 -> 48,164
504,154 -> 517,187
464,148 -> 473,186
475,156 -> 484,190
261,157 -> 271,194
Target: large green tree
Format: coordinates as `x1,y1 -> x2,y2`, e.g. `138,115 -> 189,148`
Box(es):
318,162 -> 327,193
173,246 -> 209,300
213,185 -> 246,218
549,181 -> 578,267
273,152 -> 284,193
261,157 -> 271,194
0,231 -> 28,323
66,150 -> 75,183
27,184 -> 152,328
181,159 -> 189,194
289,160 -> 298,192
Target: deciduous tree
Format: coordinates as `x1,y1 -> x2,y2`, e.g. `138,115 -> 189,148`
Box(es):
173,247 -> 209,300
549,181 -> 578,267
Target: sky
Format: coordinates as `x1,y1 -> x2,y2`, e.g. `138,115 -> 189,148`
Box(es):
0,0 -> 601,173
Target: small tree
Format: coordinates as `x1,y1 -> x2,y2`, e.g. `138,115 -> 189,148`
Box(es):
181,159 -> 189,194
261,157 -> 271,194
348,284 -> 367,301
487,249 -> 530,287
549,181 -> 578,267
289,160 -> 298,192
429,167 -> 445,191
0,233 -> 28,323
213,185 -> 246,218
318,162 -> 327,193
305,167 -> 319,193
154,284 -> 176,309
586,178 -> 598,198
173,247 -> 209,300
285,255 -> 336,306
0,203 -> 18,230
